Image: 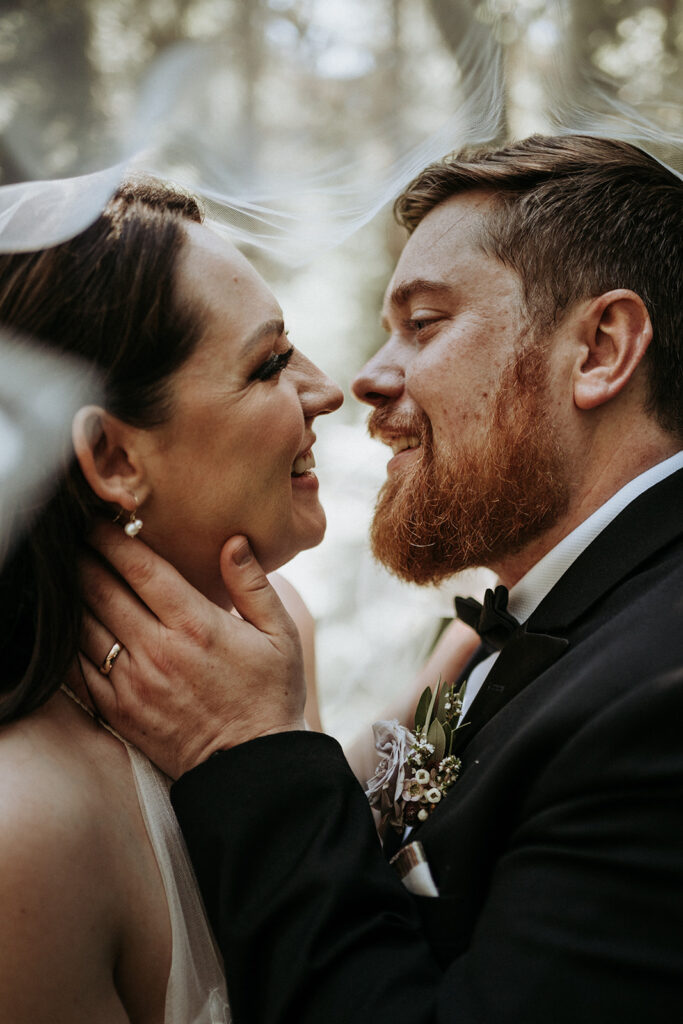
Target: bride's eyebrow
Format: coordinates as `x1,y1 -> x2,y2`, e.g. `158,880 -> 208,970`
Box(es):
239,317 -> 286,357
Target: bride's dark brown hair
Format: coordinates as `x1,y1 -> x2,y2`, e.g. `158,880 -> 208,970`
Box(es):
0,178 -> 204,723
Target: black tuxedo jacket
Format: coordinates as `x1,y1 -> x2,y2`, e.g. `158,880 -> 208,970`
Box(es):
172,469 -> 683,1023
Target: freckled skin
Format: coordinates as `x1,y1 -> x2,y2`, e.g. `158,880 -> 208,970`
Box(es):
354,189 -> 677,586
353,192 -> 529,467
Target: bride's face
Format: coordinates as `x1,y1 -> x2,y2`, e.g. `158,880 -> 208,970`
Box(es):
136,222 -> 343,602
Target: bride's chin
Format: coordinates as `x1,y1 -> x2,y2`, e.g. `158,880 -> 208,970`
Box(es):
257,518 -> 328,575
164,508 -> 328,608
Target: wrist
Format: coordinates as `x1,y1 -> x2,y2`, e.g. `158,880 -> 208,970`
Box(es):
187,717 -> 308,773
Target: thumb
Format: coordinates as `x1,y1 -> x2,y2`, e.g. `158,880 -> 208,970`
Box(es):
219,536 -> 290,635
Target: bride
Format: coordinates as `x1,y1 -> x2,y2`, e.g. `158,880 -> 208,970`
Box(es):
0,177 -> 476,1022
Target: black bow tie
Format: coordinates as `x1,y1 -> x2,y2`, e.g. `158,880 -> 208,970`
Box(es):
455,585 -> 520,651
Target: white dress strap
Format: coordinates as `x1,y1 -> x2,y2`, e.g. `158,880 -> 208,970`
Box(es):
61,686 -> 231,1023
126,746 -> 231,1024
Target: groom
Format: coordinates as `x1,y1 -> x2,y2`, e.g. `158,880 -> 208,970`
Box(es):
82,135 -> 683,1022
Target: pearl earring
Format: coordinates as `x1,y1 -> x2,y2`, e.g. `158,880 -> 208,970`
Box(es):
123,494 -> 143,538
124,511 -> 143,538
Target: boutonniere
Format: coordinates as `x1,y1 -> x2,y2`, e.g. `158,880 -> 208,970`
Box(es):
365,679 -> 466,836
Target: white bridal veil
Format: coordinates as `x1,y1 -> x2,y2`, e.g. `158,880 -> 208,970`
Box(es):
1,0 -> 681,732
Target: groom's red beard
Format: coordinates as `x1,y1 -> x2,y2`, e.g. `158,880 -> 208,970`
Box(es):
369,341 -> 571,585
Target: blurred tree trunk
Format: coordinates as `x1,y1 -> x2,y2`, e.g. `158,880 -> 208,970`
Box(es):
386,0 -> 409,265
428,0 -> 509,142
0,140 -> 25,187
660,0 -> 682,57
0,1 -> 96,181
235,0 -> 264,173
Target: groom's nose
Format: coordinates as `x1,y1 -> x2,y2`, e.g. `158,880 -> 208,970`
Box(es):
352,342 -> 405,407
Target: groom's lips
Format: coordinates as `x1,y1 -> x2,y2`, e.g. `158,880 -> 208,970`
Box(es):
373,430 -> 423,474
386,434 -> 421,456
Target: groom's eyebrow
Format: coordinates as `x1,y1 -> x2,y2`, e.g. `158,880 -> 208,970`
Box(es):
240,317 -> 286,356
381,279 -> 455,327
391,279 -> 454,306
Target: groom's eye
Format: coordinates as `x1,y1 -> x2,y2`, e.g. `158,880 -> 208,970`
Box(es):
405,317 -> 440,335
250,345 -> 294,382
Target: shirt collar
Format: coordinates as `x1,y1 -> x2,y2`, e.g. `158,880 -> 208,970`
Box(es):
507,451 -> 683,625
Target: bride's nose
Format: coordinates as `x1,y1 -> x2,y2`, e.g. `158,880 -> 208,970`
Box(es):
296,353 -> 344,419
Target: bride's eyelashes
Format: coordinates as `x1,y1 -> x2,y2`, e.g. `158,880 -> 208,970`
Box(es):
250,344 -> 295,382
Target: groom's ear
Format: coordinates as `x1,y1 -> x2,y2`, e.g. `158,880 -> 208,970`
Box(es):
572,289 -> 652,411
72,405 -> 150,510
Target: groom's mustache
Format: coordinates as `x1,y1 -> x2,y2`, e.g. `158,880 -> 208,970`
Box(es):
367,406 -> 428,445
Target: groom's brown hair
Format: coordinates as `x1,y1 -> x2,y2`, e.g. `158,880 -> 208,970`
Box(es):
394,135 -> 683,439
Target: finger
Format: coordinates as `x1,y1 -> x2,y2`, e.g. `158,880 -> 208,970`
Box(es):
81,550 -> 158,651
76,650 -> 187,779
219,537 -> 294,639
75,650 -> 125,727
80,607 -> 131,678
76,646 -> 153,730
89,522 -> 211,632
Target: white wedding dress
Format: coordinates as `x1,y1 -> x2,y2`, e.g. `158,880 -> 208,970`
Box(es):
63,687 -> 231,1023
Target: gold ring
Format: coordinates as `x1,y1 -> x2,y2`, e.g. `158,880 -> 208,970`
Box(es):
99,642 -> 124,676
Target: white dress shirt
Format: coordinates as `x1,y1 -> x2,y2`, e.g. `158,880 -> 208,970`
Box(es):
458,450 -> 683,721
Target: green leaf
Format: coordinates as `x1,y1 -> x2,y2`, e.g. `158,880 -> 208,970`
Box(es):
442,721 -> 452,754
436,675 -> 449,720
427,718 -> 446,764
414,687 -> 433,732
424,680 -> 440,732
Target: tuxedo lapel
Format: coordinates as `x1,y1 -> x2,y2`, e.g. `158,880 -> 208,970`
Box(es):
451,468 -> 683,758
530,467 -> 683,635
449,628 -> 568,757
382,823 -> 403,862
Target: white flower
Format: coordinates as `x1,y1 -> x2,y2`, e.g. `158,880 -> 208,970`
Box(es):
402,779 -> 424,802
365,720 -> 416,813
414,768 -> 430,784
417,808 -> 429,822
426,788 -> 442,804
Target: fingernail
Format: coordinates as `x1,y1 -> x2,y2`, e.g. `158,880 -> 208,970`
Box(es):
233,540 -> 252,566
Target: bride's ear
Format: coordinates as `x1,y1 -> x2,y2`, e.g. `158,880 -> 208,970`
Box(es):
72,406 -> 150,511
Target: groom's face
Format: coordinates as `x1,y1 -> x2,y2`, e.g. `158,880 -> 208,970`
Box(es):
352,190 -> 570,583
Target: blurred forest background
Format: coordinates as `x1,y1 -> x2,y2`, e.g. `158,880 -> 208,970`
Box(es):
1,0 -> 681,740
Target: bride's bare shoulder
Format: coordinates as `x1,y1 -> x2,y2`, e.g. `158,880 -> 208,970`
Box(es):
0,690 -> 172,1020
0,692 -> 128,1019
0,689 -> 117,812
0,689 -> 123,904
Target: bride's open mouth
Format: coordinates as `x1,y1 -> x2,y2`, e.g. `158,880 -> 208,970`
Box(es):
291,447 -> 319,489
292,449 -> 315,476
